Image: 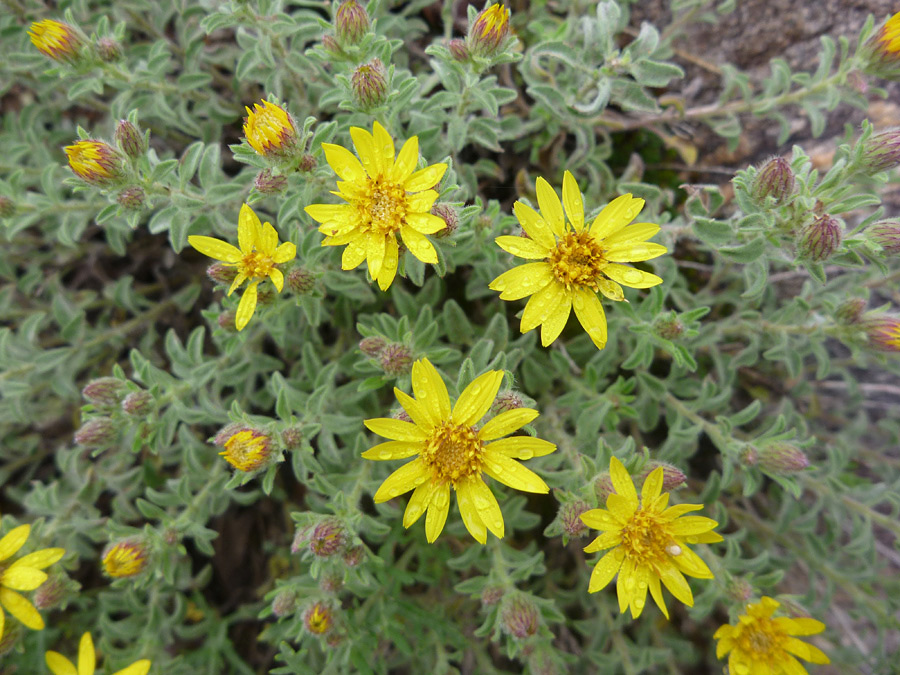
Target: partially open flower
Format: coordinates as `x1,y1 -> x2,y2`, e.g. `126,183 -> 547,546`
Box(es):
468,4 -> 511,58
64,140 -> 124,186
862,11 -> 900,80
243,100 -> 298,159
862,315 -> 900,353
303,602 -> 334,635
309,519 -> 347,557
28,19 -> 84,62
220,429 -> 272,472
102,539 -> 150,578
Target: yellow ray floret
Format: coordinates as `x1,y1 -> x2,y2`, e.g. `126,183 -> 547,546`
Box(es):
0,524 -> 65,636
714,597 -> 830,675
46,631 -> 152,675
490,171 -> 667,350
188,203 -> 296,331
304,121 -> 448,291
363,358 -> 556,543
580,457 -> 721,619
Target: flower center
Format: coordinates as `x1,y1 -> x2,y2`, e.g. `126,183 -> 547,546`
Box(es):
361,178 -> 407,233
421,422 -> 484,486
737,619 -> 786,658
241,251 -> 275,280
619,507 -> 676,566
547,231 -> 608,290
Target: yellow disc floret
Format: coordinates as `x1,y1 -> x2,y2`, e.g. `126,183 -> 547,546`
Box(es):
421,422 -> 484,485
548,230 -> 608,290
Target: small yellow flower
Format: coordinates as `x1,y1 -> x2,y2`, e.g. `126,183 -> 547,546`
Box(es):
364,358 -> 556,544
490,172 -> 667,350
188,203 -> 296,331
102,540 -> 149,578
0,524 -> 65,635
304,121 -> 447,291
220,429 -> 272,471
243,100 -> 296,158
580,457 -> 721,619
876,12 -> 900,56
28,19 -> 82,62
46,632 -> 151,675
714,597 -> 830,675
64,140 -> 123,185
303,602 -> 333,635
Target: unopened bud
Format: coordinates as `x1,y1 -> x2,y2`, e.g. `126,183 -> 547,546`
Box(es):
320,572 -> 343,593
122,390 -> 153,416
74,417 -> 116,448
391,408 -> 412,423
342,545 -> 364,567
652,314 -> 685,341
321,34 -> 343,57
379,343 -> 413,375
334,0 -> 369,45
481,586 -> 504,606
0,196 -> 15,218
491,390 -> 524,414
96,37 -> 122,62
102,538 -> 150,578
758,443 -> 810,475
862,315 -> 900,353
468,4 -> 511,58
359,336 -> 387,357
217,310 -> 238,332
594,471 -> 615,502
798,215 -> 842,262
220,429 -> 272,472
0,621 -> 21,656
281,426 -> 303,450
256,286 -> 276,305
739,445 -> 759,467
116,186 -> 145,210
255,168 -> 288,194
431,204 -> 458,238
448,39 -> 470,62
751,156 -> 795,205
858,128 -> 900,174
835,298 -> 867,325
291,526 -> 311,554
309,519 -> 347,557
558,500 -> 589,538
286,267 -> 316,295
33,572 -> 71,610
303,602 -> 334,635
272,589 -> 299,617
637,462 -> 687,492
351,58 -> 388,109
82,377 -> 127,407
115,120 -> 146,158
207,262 -> 238,285
298,153 -> 317,172
501,595 -> 539,639
867,220 -> 900,255
725,577 -> 754,603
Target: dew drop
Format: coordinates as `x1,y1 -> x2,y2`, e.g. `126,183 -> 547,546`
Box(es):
634,598 -> 645,610
685,536 -> 698,544
638,581 -> 648,591
379,449 -> 394,459
734,664 -> 750,675
518,450 -> 534,459
573,295 -> 585,310
625,577 -> 636,591
666,544 -> 682,556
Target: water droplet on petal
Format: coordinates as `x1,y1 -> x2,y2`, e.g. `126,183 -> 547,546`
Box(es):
685,536 -> 698,544
638,581 -> 648,591
379,449 -> 394,459
634,598 -> 645,609
625,577 -> 635,591
518,450 -> 534,459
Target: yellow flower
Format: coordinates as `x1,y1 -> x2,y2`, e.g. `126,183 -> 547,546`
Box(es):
46,632 -> 151,675
303,602 -> 333,635
0,524 -> 65,635
187,203 -> 296,331
220,429 -> 272,471
489,172 -> 667,350
64,140 -> 123,185
714,597 -> 830,675
580,457 -> 721,619
243,100 -> 296,158
28,19 -> 82,61
469,4 -> 511,55
876,12 -> 900,56
102,540 -> 149,578
364,358 -> 556,544
304,121 -> 447,291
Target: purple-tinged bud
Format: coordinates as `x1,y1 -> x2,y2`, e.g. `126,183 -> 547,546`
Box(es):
431,204 -> 458,238
351,58 -> 388,110
96,37 -> 122,62
116,186 -> 145,210
298,153 -> 317,172
834,298 -> 867,325
33,572 -> 71,610
217,310 -> 238,332
213,422 -> 249,447
751,156 -> 795,205
206,263 -> 237,285
255,168 -> 288,194
303,602 -> 334,635
342,545 -> 364,567
798,215 -> 842,262
121,390 -> 152,416
102,538 -> 150,578
391,408 -> 412,423
867,220 -> 900,255
593,471 -> 615,502
291,526 -> 311,554
256,286 -> 276,305
321,34 -> 343,57
359,336 -> 387,357
862,315 -> 900,353
739,445 -> 759,467
558,500 -> 589,538
334,0 -> 370,45
379,343 -> 413,376
320,573 -> 343,593
859,128 -> 900,174
0,621 -> 21,655
115,120 -> 146,158
481,586 -> 504,606
286,267 -> 316,295
309,519 -> 347,557
448,39 -> 470,62
272,589 -> 299,617
501,595 -> 539,639
725,577 -> 754,603
0,196 -> 15,218
468,4 -> 511,58
637,462 -> 687,492
82,377 -> 127,407
74,417 -> 116,447
652,314 -> 685,341
758,443 -> 810,475
491,390 -> 524,414
281,426 -> 303,450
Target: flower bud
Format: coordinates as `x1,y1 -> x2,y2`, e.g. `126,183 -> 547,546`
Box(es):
303,602 -> 334,635
116,186 -> 145,210
862,315 -> 900,353
33,572 -> 73,610
351,59 -> 388,110
798,215 -> 841,262
448,39 -> 470,62
321,34 -> 343,57
637,462 -> 687,492
867,219 -> 900,255
0,196 -> 15,218
858,128 -> 900,174
431,204 -> 458,238
725,577 -> 754,603
334,0 -> 370,45
359,336 -> 387,357
501,595 -> 539,639
287,267 -> 316,295
0,621 -> 21,656
74,417 -> 116,448
96,37 -> 122,62
342,545 -> 364,567
272,589 -> 299,617
593,471 -> 615,502
758,443 -> 810,475
281,426 -> 303,450
65,140 -> 124,186
255,168 -> 288,194
217,310 -> 238,332
834,298 -> 866,325
220,428 -> 272,472
652,314 -> 685,341
82,377 -> 127,407
391,408 -> 412,423
113,120 -> 145,160
751,156 -> 795,205
256,286 -> 276,305
320,572 -> 343,593
122,390 -> 153,416
102,538 -> 150,578
207,262 -> 238,285
243,100 -> 297,159
468,4 -> 511,58
298,153 -> 317,172
491,390 -> 524,414
862,11 -> 900,80
739,445 -> 759,467
309,519 -> 347,557
558,500 -> 589,538
481,586 -> 504,606
28,19 -> 84,63
378,343 -> 413,375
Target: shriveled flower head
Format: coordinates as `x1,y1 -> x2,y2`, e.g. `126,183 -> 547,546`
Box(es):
64,140 -> 123,185
863,11 -> 900,79
243,100 -> 297,158
28,19 -> 83,62
220,429 -> 272,472
188,203 -> 296,331
305,121 -> 448,291
714,596 -> 829,675
46,632 -> 151,675
580,457 -> 722,619
469,3 -> 511,57
0,524 -> 65,634
102,539 -> 149,578
490,172 -> 666,350
364,358 -> 556,544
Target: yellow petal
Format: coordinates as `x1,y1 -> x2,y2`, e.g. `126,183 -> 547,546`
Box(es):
520,280 -> 566,333
238,203 -> 261,253
272,241 -> 296,263
572,288 -> 608,350
235,282 -> 258,331
227,271 -> 245,296
668,516 -> 719,536
713,624 -> 736,640
304,203 -> 353,224
366,231 -> 386,278
604,241 -> 668,262
0,587 -> 44,629
604,222 -> 660,245
425,483 -> 451,543
45,652 -> 78,675
690,530 -> 724,544
373,458 -> 429,502
372,121 -> 395,172
658,562 -> 693,606
539,291 -> 572,346
322,142 -> 367,182
495,235 -> 550,259
391,136 -> 419,183
580,508 -> 624,531
268,267 -> 284,293
10,547 -> 65,570
629,565 -> 651,619
1,566 -> 47,591
456,480 -> 488,544
478,408 -> 539,441
602,263 -> 663,289
641,467 -> 664,503
403,481 -> 435,528
487,436 -> 556,459
783,637 -> 830,665
662,503 -> 704,520
394,388 -> 435,431
715,636 -> 734,659
587,547 -> 624,593
609,457 -> 638,510
781,654 -> 814,675
535,176 -> 566,238
364,418 -> 428,441
673,545 -> 713,579
606,494 -> 637,519
411,359 -> 451,423
452,370 -> 503,426
616,557 -> 636,614
583,530 -> 621,553
512,201 -> 556,249
590,194 -> 644,241
112,661 -> 152,675
350,125 -> 381,178
405,164 -> 447,192
561,170 -> 584,231
400,226 -> 438,264
774,616 -> 827,637
406,212 -> 447,235
361,440 -> 423,461
259,222 -> 278,256
406,189 -> 439,212
468,478 -> 504,540
482,452 -> 549,494
342,239 -> 367,270
78,632 -> 95,675
0,525 -> 30,561
188,235 -> 242,263
489,263 -> 553,301
648,574 -> 669,620
377,236 -> 399,291
597,278 -> 625,302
